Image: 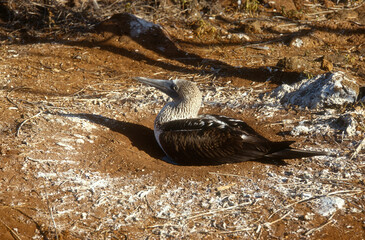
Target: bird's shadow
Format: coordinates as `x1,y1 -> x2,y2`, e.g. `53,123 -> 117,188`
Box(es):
256,158 -> 288,166
59,113 -> 164,159
56,113 -> 289,167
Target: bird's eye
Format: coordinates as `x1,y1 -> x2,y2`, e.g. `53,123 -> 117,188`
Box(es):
172,85 -> 178,91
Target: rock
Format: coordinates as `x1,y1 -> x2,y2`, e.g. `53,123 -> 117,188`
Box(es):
321,58 -> 333,71
277,56 -> 307,71
289,36 -> 323,48
269,71 -> 359,109
315,196 -> 345,217
326,53 -> 347,65
332,114 -> 357,136
264,0 -> 298,11
244,21 -> 263,34
96,13 -> 187,59
290,113 -> 358,137
290,38 -> 303,48
324,0 -> 335,8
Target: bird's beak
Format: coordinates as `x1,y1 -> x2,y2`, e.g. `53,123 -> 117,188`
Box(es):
134,77 -> 179,99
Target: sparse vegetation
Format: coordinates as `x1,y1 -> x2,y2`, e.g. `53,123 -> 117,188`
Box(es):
243,0 -> 260,13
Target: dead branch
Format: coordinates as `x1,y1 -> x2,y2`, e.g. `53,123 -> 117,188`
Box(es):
350,137 -> 365,160
0,218 -> 23,240
16,111 -> 43,137
304,213 -> 336,236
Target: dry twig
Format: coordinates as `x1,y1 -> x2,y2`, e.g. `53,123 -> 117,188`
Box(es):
218,227 -> 254,234
0,218 -> 23,240
264,210 -> 294,227
6,87 -> 26,109
304,213 -> 336,236
175,201 -> 253,221
16,111 -> 43,137
306,1 -> 365,16
43,189 -> 59,240
350,137 -> 365,160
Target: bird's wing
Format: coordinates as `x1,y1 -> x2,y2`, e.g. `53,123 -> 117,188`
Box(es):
200,114 -> 267,138
158,116 -> 285,165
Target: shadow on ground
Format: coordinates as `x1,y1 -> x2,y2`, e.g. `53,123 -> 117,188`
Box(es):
2,4 -> 364,85
59,113 -> 164,159
56,112 -> 288,166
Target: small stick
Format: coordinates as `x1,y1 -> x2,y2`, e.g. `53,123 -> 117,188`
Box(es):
256,224 -> 263,240
350,137 -> 365,160
90,0 -> 100,9
0,218 -> 22,240
16,111 -> 43,137
145,196 -> 155,214
304,213 -> 336,236
148,223 -> 180,228
172,201 -> 252,220
44,189 -> 59,240
264,210 -> 293,227
6,87 -> 26,108
304,2 -> 365,17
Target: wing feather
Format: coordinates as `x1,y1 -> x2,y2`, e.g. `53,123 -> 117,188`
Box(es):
158,116 -> 275,165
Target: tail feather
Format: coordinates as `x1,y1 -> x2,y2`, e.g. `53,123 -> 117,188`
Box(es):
266,148 -> 328,159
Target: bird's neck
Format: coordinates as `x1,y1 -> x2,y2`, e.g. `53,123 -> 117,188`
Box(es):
155,99 -> 201,126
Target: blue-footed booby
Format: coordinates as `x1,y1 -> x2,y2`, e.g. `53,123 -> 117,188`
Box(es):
135,77 -> 327,165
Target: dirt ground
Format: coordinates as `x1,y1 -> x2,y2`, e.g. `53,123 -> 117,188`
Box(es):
0,0 -> 365,239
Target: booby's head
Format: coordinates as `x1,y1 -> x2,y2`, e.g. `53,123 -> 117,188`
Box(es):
134,77 -> 202,103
